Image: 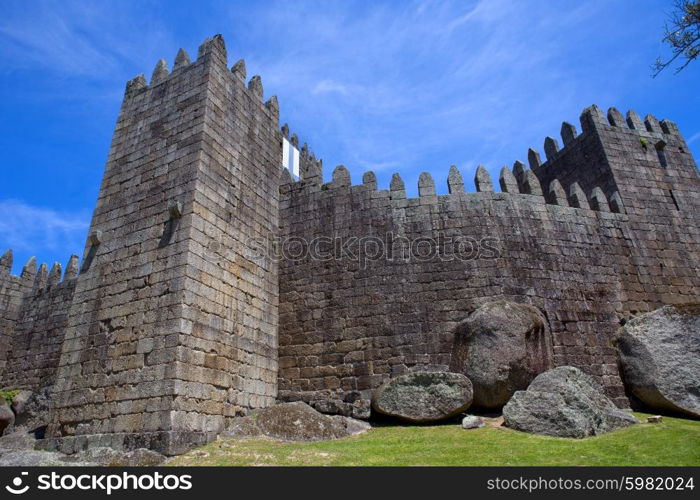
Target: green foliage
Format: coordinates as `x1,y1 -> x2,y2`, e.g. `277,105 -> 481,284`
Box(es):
640,137 -> 649,148
169,413 -> 700,466
653,0 -> 700,76
0,389 -> 19,405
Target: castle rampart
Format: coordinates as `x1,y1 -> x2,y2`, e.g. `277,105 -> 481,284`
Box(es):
275,104 -> 700,415
0,34 -> 698,454
0,255 -> 79,390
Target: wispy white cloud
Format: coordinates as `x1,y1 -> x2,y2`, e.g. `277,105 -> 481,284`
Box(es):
1,0 -> 695,202
687,131 -> 700,144
312,79 -> 355,95
0,199 -> 89,256
235,0 -> 624,192
0,1 -> 174,85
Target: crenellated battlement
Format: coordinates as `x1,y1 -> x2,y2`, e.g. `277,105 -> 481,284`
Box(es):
278,105 -> 638,219
0,250 -> 80,390
0,251 -> 80,294
278,160 -> 628,220
509,104 -> 698,220
123,36 -> 279,129
526,104 -> 683,168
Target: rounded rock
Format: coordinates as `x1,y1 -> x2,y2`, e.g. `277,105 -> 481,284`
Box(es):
616,304 -> 700,418
450,301 -> 554,409
255,402 -> 369,441
461,415 -> 485,429
503,366 -> 638,438
0,399 -> 15,436
372,371 -> 473,423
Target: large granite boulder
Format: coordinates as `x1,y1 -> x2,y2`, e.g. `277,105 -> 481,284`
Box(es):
11,386 -> 52,433
0,399 -> 15,436
503,366 -> 638,438
616,304 -> 700,418
10,391 -> 33,416
371,371 -> 473,423
252,402 -> 370,441
450,301 -> 554,409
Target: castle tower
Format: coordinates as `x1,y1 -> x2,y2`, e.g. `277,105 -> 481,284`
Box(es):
529,105 -> 700,218
45,35 -> 281,455
527,106 -> 700,309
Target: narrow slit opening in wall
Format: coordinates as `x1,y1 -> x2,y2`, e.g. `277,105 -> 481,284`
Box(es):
159,219 -> 179,247
282,137 -> 300,180
81,244 -> 98,272
669,190 -> 680,210
655,141 -> 668,169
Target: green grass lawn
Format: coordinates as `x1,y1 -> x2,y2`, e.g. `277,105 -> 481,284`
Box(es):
167,413 -> 700,466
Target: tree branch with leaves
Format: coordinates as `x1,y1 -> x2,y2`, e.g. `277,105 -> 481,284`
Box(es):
652,0 -> 700,76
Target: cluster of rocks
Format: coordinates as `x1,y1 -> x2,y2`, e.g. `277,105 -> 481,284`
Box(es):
368,366 -> 638,438
365,302 -> 698,438
0,302 -> 696,464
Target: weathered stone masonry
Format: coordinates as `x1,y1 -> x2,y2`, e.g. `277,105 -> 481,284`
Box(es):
277,105 -> 700,415
0,34 -> 698,453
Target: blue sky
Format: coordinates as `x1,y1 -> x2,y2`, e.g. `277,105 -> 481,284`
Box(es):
1,0 -> 698,275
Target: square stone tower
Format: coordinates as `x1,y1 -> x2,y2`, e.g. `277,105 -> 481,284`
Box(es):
45,35 -> 281,455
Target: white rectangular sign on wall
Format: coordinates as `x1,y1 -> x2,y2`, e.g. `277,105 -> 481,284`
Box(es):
282,137 -> 300,179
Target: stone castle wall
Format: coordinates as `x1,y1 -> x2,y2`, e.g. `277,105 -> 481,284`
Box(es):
0,255 -> 79,388
2,263 -> 77,390
276,106 -> 700,414
0,254 -> 29,376
0,34 -> 698,453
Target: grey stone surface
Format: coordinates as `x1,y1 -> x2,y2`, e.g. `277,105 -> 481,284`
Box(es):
64,447 -> 166,466
0,450 -> 85,467
461,415 -> 485,429
330,415 -> 372,436
372,372 -> 473,423
0,443 -> 164,466
221,416 -> 262,438
0,399 -> 14,436
279,102 -> 700,415
0,430 -> 38,450
475,165 -> 494,192
11,386 -> 51,433
254,402 -> 370,441
1,34 -> 280,456
450,301 -> 554,409
447,165 -> 464,193
11,390 -> 33,416
616,304 -> 700,418
503,366 -> 638,438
